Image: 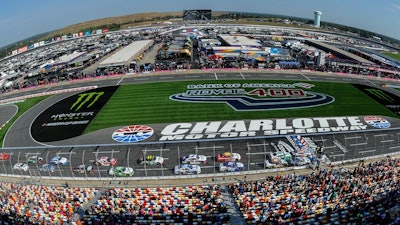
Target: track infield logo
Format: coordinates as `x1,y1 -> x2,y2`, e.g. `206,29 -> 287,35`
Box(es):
70,92 -> 104,111
170,82 -> 334,111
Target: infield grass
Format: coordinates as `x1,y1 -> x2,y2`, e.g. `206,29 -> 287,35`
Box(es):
84,80 -> 399,133
382,52 -> 400,61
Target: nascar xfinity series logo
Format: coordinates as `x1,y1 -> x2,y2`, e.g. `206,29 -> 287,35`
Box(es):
170,82 -> 335,111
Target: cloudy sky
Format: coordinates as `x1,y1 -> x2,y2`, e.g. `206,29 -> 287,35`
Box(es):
1,0 -> 400,47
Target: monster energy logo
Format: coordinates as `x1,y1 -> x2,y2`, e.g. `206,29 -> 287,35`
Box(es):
70,92 -> 104,111
366,89 -> 395,103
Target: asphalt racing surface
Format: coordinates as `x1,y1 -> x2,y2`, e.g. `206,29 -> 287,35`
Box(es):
1,70 -> 400,180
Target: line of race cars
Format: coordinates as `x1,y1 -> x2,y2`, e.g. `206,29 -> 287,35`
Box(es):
5,152 -> 246,177
3,135 -> 331,177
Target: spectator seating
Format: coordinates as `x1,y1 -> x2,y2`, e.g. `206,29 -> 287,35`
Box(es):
228,157 -> 400,225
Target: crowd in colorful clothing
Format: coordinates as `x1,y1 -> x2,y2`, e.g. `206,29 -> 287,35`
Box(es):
228,157 -> 400,224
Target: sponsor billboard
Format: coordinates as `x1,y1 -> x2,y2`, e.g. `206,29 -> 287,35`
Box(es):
183,10 -> 212,21
159,115 -> 395,141
17,46 -> 28,53
31,86 -> 119,142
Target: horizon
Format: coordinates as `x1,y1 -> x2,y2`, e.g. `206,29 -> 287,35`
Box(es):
1,0 -> 400,48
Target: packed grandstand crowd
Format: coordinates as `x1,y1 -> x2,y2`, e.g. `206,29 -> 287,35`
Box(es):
0,157 -> 398,224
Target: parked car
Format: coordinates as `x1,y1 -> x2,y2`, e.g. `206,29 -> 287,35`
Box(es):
26,156 -> 44,164
13,163 -> 29,171
174,164 -> 201,175
216,152 -> 241,162
219,161 -> 245,172
0,153 -> 9,160
137,155 -> 164,165
94,157 -> 118,166
181,154 -> 207,164
73,165 -> 95,174
39,164 -> 55,173
49,156 -> 69,165
108,166 -> 134,177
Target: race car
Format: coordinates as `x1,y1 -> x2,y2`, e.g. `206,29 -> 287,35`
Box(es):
13,163 -> 29,171
0,153 -> 9,160
49,156 -> 69,165
216,152 -> 241,162
39,164 -> 55,173
219,161 -> 245,172
181,154 -> 207,164
290,156 -> 311,166
94,157 -> 118,166
73,165 -> 95,174
108,166 -> 134,177
174,164 -> 201,175
137,155 -> 164,166
26,155 -> 44,164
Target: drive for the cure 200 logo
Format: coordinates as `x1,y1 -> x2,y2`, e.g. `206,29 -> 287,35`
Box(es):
169,82 -> 335,111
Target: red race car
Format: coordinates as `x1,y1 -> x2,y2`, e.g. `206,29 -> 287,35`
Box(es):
216,152 -> 241,162
0,153 -> 10,160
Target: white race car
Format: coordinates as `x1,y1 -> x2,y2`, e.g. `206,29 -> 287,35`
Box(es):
13,163 -> 29,171
216,152 -> 241,162
94,157 -> 118,166
174,164 -> 201,175
181,154 -> 207,164
219,161 -> 245,172
49,156 -> 69,165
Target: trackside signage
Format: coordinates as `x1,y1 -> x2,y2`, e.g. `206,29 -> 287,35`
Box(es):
31,86 -> 118,142
159,116 -> 391,141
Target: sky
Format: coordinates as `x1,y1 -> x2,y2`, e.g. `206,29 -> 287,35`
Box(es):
1,0 -> 400,48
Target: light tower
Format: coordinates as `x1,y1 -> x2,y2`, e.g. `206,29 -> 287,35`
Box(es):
314,11 -> 322,27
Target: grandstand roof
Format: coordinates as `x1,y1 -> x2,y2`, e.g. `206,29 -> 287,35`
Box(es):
219,35 -> 262,48
99,40 -> 153,68
306,40 -> 374,64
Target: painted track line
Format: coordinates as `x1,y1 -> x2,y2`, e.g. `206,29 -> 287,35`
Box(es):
214,73 -> 218,80
301,73 -> 311,81
240,72 -> 246,80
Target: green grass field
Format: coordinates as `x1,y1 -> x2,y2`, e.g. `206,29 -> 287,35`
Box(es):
84,80 -> 399,133
0,96 -> 49,146
382,52 -> 400,61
